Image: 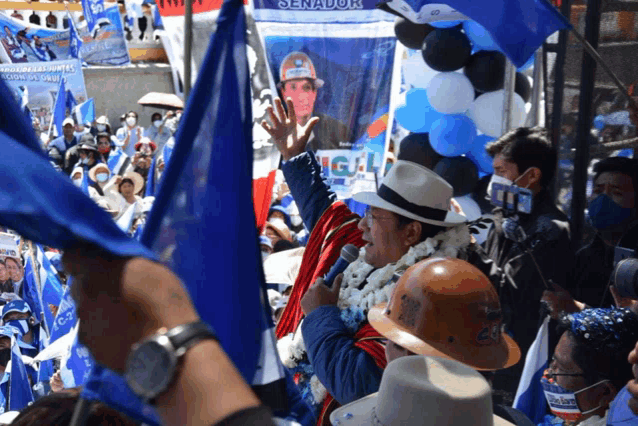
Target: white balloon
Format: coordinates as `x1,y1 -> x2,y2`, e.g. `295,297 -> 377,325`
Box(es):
403,53 -> 439,89
426,72 -> 475,115
468,91 -> 527,137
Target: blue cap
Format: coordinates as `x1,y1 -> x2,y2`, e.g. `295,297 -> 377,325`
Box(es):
2,300 -> 31,319
259,235 -> 273,250
268,205 -> 292,229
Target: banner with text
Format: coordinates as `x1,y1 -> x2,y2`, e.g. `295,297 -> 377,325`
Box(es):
0,6 -> 130,66
0,59 -> 87,132
259,22 -> 397,198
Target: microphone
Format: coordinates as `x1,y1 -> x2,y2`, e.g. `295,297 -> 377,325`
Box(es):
323,244 -> 360,288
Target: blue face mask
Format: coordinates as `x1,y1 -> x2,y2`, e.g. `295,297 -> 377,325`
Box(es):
5,319 -> 29,336
586,194 -> 632,230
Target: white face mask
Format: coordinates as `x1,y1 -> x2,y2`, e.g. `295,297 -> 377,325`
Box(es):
126,117 -> 136,127
96,173 -> 109,183
97,124 -> 107,132
73,177 -> 82,187
153,120 -> 162,128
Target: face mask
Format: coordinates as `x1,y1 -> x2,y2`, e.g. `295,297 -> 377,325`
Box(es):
73,177 -> 83,187
126,117 -> 136,127
153,120 -> 162,128
540,371 -> 608,424
586,194 -> 632,230
81,157 -> 90,165
97,124 -> 107,132
5,319 -> 29,336
176,112 -> 182,120
96,173 -> 109,183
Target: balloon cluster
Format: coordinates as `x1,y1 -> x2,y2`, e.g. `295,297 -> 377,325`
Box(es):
394,18 -> 533,183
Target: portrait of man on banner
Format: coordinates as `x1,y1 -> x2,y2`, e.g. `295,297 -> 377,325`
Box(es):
276,51 -> 352,152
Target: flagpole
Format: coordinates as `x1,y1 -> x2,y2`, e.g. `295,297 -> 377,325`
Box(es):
27,242 -> 50,338
184,0 -> 193,100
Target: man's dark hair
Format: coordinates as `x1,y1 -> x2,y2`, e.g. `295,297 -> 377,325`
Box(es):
4,257 -> 20,270
593,157 -> 638,198
281,78 -> 316,92
558,307 -> 638,392
394,213 -> 445,243
11,387 -> 137,426
118,178 -> 135,192
151,112 -> 162,121
126,111 -> 138,119
485,127 -> 556,189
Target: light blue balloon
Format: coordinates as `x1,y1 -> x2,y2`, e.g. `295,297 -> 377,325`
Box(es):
463,21 -> 499,51
593,115 -> 605,130
430,20 -> 462,29
466,134 -> 495,174
395,104 -> 426,132
429,114 -> 477,157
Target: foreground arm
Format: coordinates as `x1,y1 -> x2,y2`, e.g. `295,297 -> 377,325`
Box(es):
63,250 -> 273,426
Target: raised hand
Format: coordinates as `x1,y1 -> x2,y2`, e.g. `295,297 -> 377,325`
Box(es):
261,97 -> 319,161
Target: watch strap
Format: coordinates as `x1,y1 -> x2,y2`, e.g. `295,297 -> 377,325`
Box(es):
165,321 -> 218,357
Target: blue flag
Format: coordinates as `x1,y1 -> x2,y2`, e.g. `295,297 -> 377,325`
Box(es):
513,316 -> 550,424
8,337 -> 34,411
66,89 -> 78,112
51,78 -> 67,139
23,245 -> 65,335
145,156 -> 156,197
378,0 -> 571,67
141,0 -> 286,410
81,0 -> 107,33
59,327 -> 94,389
74,98 -> 96,126
68,12 -> 83,60
50,280 -> 76,344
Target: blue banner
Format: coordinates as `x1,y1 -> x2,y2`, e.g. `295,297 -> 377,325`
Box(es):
260,26 -> 397,198
0,59 -> 88,137
81,0 -> 107,33
0,5 -> 130,66
49,280 -> 75,344
253,0 -> 394,23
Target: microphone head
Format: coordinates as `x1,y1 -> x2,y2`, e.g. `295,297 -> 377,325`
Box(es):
340,244 -> 360,263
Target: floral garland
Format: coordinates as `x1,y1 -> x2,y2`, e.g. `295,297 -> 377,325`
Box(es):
277,223 -> 472,409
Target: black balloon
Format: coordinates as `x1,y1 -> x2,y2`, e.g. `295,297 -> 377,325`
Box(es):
433,156 -> 479,197
421,28 -> 472,72
463,51 -> 506,93
398,133 -> 442,171
515,72 -> 532,103
394,18 -> 434,50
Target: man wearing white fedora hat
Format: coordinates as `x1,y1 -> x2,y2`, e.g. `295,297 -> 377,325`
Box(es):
262,98 -> 473,424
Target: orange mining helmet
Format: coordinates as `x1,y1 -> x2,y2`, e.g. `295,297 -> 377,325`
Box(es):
278,52 -> 324,89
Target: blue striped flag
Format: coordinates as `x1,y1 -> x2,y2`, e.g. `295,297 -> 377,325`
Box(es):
22,245 -> 65,336
513,315 -> 550,424
68,12 -> 83,60
51,78 -> 67,138
8,335 -> 34,412
74,99 -> 95,126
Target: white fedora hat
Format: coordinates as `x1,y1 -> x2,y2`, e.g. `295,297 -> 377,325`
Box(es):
330,356 -> 514,426
353,160 -> 466,227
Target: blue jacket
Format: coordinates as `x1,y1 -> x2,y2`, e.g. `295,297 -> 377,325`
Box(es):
282,152 -> 383,406
301,306 -> 383,405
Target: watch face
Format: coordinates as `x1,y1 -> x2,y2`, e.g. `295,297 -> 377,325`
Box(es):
126,340 -> 176,398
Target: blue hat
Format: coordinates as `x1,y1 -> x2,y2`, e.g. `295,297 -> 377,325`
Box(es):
259,235 -> 273,250
2,300 -> 31,319
268,205 -> 292,229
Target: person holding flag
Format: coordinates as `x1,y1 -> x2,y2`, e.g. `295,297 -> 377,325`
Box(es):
0,326 -> 34,413
48,117 -> 79,172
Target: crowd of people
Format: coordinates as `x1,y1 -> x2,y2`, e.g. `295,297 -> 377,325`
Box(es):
42,109 -> 181,237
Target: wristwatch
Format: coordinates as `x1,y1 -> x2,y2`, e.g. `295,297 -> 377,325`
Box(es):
125,321 -> 218,401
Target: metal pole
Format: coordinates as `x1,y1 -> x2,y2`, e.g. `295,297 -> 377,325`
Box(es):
501,60 -> 517,135
526,49 -> 544,127
550,0 -> 572,147
570,0 -> 603,249
184,0 -> 193,100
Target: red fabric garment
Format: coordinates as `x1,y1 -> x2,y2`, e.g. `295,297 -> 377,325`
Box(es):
276,201 -> 365,339
316,323 -> 387,426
